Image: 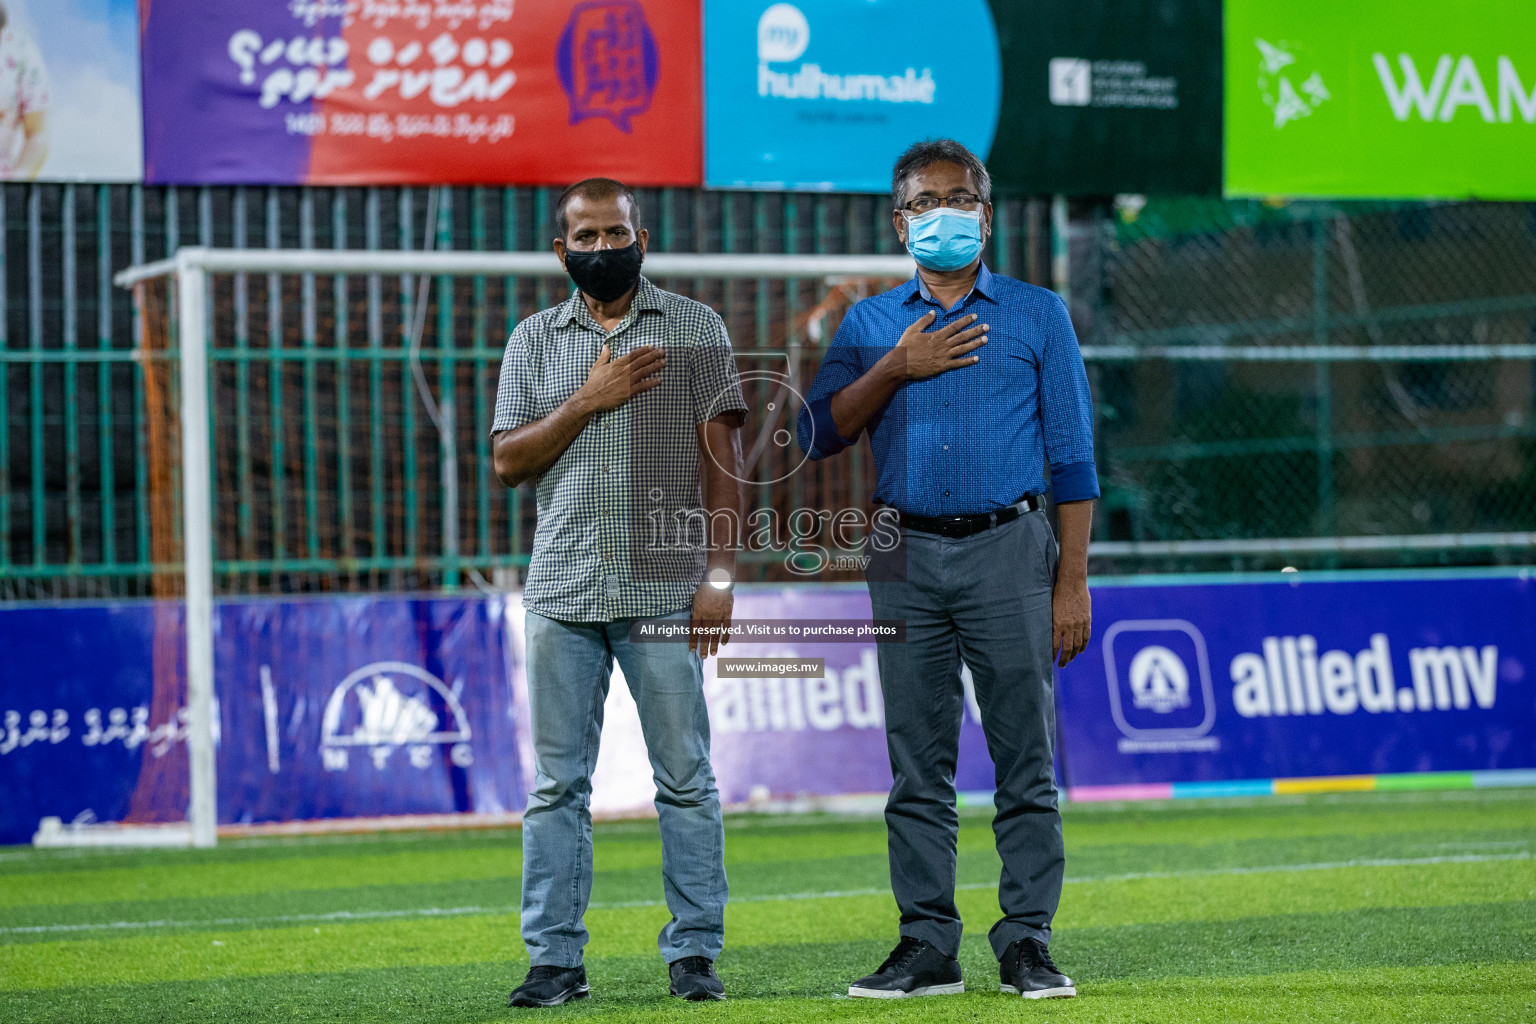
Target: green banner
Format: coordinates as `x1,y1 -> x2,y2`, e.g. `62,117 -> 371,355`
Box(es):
987,0 -> 1222,196
1225,0 -> 1536,199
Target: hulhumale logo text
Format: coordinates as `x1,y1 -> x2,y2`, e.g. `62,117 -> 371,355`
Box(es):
1230,634 -> 1502,718
755,3 -> 935,104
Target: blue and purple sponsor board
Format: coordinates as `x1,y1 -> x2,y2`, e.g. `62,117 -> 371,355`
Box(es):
1056,571 -> 1535,788
0,596 -> 523,844
3,572 -> 1533,844
139,0 -> 702,185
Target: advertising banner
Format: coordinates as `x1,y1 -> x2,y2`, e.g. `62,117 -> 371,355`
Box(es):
986,0 -> 1222,196
0,596 -> 524,845
140,0 -> 701,185
0,603 -> 182,845
703,0 -> 1002,192
538,587 -> 1002,816
0,0 -> 141,181
6,574 -> 1531,844
1057,573 -> 1536,788
217,597 -> 524,824
1225,0 -> 1536,199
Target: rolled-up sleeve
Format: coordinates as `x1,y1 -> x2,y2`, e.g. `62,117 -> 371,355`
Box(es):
491,322 -> 538,434
796,311 -> 866,460
1039,294 -> 1100,502
690,314 -> 749,423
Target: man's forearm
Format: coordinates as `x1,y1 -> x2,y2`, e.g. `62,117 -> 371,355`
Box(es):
828,350 -> 906,441
1055,499 -> 1094,584
699,418 -> 744,574
493,392 -> 597,487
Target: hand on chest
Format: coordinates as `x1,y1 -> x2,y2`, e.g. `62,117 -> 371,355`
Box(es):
535,328 -> 687,415
903,307 -> 1038,384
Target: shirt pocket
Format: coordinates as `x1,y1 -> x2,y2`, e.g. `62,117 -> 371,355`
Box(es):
533,333 -> 597,418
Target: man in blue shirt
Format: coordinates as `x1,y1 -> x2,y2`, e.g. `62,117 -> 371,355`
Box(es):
797,139 -> 1096,1001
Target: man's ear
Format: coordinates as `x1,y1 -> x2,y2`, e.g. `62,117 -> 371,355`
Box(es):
983,203 -> 994,240
892,210 -> 908,246
552,236 -> 567,269
637,227 -> 650,256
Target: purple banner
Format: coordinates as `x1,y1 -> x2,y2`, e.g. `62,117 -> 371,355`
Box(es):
8,573 -> 1529,845
0,595 -> 523,845
138,0 -> 704,186
1054,572 -> 1536,788
518,587 -> 1000,816
219,596 -> 524,824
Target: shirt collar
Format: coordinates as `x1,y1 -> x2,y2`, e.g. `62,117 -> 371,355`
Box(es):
560,274 -> 665,326
905,262 -> 996,308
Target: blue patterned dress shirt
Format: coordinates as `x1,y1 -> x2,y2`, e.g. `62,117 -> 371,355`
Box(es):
796,264 -> 1098,515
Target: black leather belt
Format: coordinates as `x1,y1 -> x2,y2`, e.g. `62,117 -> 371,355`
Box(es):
895,494 -> 1044,539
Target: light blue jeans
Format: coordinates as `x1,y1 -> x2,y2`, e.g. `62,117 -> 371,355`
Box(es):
520,609 -> 727,967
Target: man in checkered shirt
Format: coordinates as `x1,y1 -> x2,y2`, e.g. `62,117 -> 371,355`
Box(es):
492,178 -> 747,1007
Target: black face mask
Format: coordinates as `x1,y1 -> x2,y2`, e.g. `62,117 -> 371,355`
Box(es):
563,241 -> 644,303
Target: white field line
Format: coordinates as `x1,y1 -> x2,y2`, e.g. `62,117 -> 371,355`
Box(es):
2,850 -> 1528,938
4,786 -> 1530,864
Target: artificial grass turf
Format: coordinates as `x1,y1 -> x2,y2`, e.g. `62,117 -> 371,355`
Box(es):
2,790 -> 1532,1022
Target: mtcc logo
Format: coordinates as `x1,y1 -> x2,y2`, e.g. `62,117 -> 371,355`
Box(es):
321,662 -> 473,771
1128,645 -> 1191,714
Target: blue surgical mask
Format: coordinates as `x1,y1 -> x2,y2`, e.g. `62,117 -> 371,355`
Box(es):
902,207 -> 985,271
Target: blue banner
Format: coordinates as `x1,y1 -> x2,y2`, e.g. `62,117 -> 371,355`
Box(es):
216,597 -> 523,824
0,603 -> 180,843
1056,572 -> 1536,787
703,0 -> 1002,191
0,596 -> 523,845
6,574 -> 1532,845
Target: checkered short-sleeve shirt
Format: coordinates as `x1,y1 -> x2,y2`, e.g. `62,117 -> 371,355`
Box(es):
493,276 -> 748,622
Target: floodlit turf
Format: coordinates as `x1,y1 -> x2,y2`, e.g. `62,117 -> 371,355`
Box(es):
2,790 -> 1533,1023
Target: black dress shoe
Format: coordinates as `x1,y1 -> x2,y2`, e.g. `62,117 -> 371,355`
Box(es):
508,964 -> 590,1007
668,956 -> 725,1000
847,936 -> 964,998
999,938 -> 1076,999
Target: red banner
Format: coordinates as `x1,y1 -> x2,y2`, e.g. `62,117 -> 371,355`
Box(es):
143,0 -> 701,186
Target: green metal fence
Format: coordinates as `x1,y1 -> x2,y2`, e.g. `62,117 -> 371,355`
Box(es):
1079,198 -> 1536,570
2,184 -> 1533,599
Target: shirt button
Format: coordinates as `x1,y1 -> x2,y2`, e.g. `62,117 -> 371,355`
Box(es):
945,401 -> 950,407
944,490 -> 950,497
943,445 -> 949,450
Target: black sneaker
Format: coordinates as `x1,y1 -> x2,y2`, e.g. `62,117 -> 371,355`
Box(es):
668,956 -> 725,1001
999,938 -> 1075,999
508,964 -> 590,1007
847,936 -> 964,998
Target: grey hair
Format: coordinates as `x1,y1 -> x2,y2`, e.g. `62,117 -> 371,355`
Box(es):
891,138 -> 991,210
